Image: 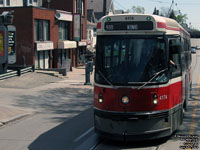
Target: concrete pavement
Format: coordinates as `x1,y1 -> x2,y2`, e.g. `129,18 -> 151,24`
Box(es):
0,67 -> 94,127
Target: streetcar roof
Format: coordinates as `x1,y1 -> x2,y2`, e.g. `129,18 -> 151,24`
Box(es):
97,13 -> 190,38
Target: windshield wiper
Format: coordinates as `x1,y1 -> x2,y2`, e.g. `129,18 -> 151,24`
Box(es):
137,68 -> 168,90
98,70 -> 118,89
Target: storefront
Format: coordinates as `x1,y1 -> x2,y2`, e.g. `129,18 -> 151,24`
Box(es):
35,41 -> 54,69
78,40 -> 87,65
58,40 -> 77,70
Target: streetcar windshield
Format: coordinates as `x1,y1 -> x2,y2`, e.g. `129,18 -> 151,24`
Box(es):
95,35 -> 168,85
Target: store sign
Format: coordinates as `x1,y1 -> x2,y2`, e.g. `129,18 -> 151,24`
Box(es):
0,25 -> 7,65
58,40 -> 77,49
78,41 -> 87,46
73,14 -> 81,41
55,11 -> 73,21
0,31 -> 5,57
8,25 -> 16,64
8,31 -> 15,55
35,41 -> 54,51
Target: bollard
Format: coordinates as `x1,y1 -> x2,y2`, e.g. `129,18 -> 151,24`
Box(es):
84,61 -> 93,85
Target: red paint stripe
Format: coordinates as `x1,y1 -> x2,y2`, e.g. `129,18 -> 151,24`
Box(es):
166,27 -> 180,31
157,22 -> 190,37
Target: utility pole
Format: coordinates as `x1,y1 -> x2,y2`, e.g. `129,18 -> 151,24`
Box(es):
167,0 -> 174,17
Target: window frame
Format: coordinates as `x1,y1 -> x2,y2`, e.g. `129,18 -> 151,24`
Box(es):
58,21 -> 70,41
169,38 -> 182,78
34,19 -> 50,41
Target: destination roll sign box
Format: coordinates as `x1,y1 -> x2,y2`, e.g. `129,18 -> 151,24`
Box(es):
104,21 -> 153,31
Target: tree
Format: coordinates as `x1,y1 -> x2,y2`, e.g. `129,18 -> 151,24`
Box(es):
176,13 -> 188,25
159,7 -> 188,25
153,7 -> 159,15
169,10 -> 177,20
128,6 -> 145,14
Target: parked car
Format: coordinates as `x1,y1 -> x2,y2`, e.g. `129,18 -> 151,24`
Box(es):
191,47 -> 196,53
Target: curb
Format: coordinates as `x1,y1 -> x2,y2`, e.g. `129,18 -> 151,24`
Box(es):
0,112 -> 33,127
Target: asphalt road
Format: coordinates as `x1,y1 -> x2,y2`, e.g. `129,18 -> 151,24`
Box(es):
0,52 -> 199,150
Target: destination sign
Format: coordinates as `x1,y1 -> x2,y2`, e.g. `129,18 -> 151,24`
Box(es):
104,21 -> 153,31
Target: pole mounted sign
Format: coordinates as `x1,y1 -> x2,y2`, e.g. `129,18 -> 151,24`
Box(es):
73,14 -> 81,41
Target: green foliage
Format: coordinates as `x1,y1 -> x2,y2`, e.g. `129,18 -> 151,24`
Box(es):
158,7 -> 188,25
176,14 -> 188,24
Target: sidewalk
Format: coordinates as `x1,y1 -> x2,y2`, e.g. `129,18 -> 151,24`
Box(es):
0,67 -> 94,127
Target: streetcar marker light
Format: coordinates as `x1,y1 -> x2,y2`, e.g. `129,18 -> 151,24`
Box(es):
107,17 -> 111,21
97,22 -> 102,29
121,96 -> 129,104
146,16 -> 151,21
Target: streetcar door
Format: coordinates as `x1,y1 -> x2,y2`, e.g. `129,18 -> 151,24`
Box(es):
168,38 -> 185,105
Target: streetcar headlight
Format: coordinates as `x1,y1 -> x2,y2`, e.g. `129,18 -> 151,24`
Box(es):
121,96 -> 129,104
98,93 -> 103,103
98,98 -> 103,103
153,94 -> 158,105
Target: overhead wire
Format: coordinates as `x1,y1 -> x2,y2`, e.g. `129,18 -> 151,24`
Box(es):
113,0 -> 129,10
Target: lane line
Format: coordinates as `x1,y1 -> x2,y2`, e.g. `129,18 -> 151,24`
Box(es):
189,75 -> 200,135
185,74 -> 200,150
74,127 -> 94,142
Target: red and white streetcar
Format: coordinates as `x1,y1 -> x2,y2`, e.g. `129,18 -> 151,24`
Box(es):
93,13 -> 192,141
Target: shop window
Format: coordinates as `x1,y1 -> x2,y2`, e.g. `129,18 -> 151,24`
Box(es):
6,0 -> 10,6
34,19 -> 50,41
59,21 -> 70,40
0,0 -> 3,4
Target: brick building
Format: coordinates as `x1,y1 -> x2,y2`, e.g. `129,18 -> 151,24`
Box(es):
43,0 -> 88,66
0,0 -> 87,71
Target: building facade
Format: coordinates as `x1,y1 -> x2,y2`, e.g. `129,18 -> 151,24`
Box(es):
0,0 -> 42,7
0,0 -> 87,71
87,0 -> 115,53
43,0 -> 88,66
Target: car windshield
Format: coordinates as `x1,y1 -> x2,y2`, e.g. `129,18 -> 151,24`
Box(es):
95,35 -> 168,86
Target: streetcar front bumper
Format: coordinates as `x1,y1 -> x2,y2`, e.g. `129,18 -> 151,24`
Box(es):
94,108 -> 173,141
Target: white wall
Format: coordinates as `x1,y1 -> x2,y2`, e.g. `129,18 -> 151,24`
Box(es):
191,38 -> 200,48
10,0 -> 23,6
0,0 -> 42,7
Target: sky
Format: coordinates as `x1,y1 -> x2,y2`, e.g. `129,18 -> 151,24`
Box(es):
113,0 -> 200,30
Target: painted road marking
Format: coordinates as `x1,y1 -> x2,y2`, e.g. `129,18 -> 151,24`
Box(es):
189,75 -> 200,135
185,75 -> 200,150
74,127 -> 94,142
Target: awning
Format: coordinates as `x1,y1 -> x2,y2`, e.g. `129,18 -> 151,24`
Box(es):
58,40 -> 77,49
78,39 -> 88,46
35,41 -> 54,51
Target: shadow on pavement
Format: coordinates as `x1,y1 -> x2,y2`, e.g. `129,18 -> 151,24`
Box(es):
28,107 -> 95,150
14,87 -> 93,122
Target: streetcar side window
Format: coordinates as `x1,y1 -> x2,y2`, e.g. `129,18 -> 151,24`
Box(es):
169,39 -> 181,78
